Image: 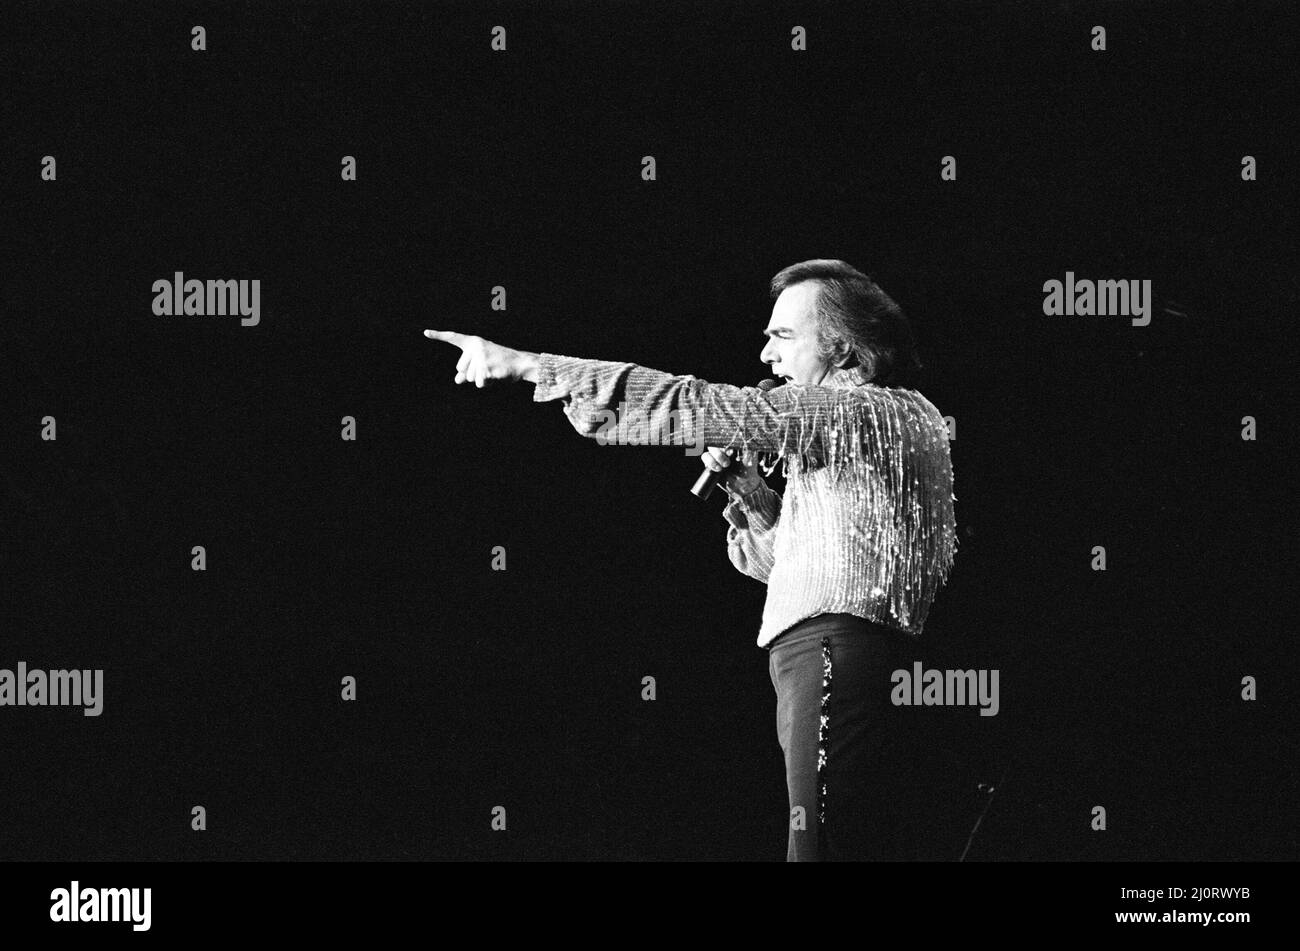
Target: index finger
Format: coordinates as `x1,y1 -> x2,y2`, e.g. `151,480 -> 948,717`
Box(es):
423,329 -> 469,348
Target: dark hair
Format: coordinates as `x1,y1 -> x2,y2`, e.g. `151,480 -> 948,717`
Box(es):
768,259 -> 923,388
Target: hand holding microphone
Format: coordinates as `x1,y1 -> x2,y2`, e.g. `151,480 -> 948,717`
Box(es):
691,378 -> 780,500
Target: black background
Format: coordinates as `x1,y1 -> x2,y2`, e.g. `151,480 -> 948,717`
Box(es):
2,0 -> 1295,861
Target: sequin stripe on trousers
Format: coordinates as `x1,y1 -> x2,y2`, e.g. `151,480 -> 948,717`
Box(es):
817,636 -> 832,859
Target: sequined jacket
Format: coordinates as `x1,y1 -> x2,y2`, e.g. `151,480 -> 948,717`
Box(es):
532,352 -> 957,647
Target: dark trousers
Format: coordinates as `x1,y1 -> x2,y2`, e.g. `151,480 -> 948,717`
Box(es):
767,613 -> 920,861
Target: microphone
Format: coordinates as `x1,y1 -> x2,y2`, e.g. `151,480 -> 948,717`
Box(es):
691,378 -> 781,500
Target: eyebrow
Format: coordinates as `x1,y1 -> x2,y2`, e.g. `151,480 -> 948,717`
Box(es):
763,327 -> 794,337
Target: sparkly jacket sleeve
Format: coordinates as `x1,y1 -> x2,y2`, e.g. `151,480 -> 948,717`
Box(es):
534,352 -> 907,462
720,481 -> 781,583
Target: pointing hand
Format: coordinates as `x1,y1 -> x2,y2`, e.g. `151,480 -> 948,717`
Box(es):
422,330 -> 537,387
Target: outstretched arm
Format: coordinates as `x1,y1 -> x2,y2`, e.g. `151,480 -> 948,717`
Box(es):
421,331 -> 949,477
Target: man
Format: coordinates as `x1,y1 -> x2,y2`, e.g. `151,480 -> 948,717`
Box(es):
425,258 -> 957,861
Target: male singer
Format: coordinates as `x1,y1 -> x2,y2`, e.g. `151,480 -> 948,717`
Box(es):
424,259 -> 957,861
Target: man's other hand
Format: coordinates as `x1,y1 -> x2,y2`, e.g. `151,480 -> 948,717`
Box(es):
702,446 -> 765,498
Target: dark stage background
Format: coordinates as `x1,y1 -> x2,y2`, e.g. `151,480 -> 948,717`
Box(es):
2,0 -> 1295,862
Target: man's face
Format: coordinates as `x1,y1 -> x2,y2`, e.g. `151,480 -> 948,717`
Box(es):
761,283 -> 835,386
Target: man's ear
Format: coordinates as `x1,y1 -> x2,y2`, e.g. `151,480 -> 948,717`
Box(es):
837,345 -> 878,381
832,340 -> 854,367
